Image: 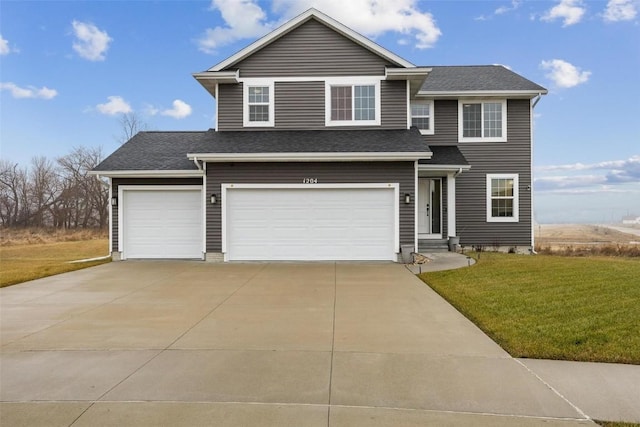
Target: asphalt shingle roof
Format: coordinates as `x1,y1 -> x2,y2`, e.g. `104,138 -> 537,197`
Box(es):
94,128 -> 430,171
420,65 -> 547,93
418,146 -> 468,166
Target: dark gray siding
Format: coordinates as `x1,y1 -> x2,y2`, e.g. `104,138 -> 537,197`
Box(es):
206,162 -> 415,252
111,178 -> 203,252
229,19 -> 392,77
275,81 -> 325,129
218,80 -> 407,131
455,99 -> 532,247
217,83 -> 243,131
427,100 -> 458,145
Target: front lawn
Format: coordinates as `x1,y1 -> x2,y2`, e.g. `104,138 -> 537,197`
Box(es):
0,239 -> 109,287
419,253 -> 640,364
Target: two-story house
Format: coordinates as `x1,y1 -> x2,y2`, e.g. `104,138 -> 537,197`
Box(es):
93,9 -> 547,262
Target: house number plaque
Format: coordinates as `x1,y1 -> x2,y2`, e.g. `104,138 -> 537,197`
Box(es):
302,178 -> 318,184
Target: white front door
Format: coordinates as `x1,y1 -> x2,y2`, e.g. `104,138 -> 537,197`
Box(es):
418,178 -> 442,238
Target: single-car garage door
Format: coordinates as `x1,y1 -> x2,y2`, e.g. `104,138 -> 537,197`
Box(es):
122,188 -> 203,259
225,185 -> 397,261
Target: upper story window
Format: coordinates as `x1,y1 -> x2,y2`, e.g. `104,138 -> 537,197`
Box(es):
459,100 -> 507,142
243,83 -> 274,127
486,174 -> 519,222
410,101 -> 434,135
325,79 -> 380,126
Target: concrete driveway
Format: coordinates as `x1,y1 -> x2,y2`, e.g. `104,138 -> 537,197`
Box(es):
1,262 -> 594,426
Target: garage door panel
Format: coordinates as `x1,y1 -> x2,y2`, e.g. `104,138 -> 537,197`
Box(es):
123,189 -> 202,259
226,187 -> 396,261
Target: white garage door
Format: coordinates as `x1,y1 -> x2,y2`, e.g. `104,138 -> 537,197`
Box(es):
122,189 -> 202,259
225,186 -> 397,261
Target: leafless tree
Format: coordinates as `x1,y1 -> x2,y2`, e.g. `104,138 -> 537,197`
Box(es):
117,112 -> 148,145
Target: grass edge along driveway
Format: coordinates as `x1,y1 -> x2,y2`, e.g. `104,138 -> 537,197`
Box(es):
0,239 -> 109,288
419,253 -> 640,365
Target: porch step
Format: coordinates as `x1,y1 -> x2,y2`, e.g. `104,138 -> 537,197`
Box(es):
418,239 -> 450,253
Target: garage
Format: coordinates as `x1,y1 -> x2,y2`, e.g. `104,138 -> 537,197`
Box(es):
120,186 -> 203,259
223,184 -> 398,261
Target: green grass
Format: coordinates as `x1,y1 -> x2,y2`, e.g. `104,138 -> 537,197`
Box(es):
418,253 -> 640,364
0,239 -> 110,288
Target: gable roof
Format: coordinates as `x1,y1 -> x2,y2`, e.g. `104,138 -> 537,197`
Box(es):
208,8 -> 415,71
419,65 -> 547,96
93,128 -> 432,175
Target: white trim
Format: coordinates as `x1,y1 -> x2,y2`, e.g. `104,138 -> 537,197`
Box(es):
221,183 -> 400,257
414,161 -> 418,251
209,8 -> 414,71
108,177 -> 113,254
325,79 -> 381,126
447,173 -> 456,237
406,81 -> 411,129
418,164 -> 471,172
243,83 -> 274,127
202,171 -> 207,257
419,90 -> 547,98
90,170 -> 203,178
214,83 -> 219,130
410,100 -> 434,135
458,99 -> 507,143
117,185 -> 204,260
187,152 -> 431,162
386,67 -> 432,79
486,174 -> 519,223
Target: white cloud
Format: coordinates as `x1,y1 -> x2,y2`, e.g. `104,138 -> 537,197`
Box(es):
71,20 -> 112,61
0,34 -> 11,55
161,99 -> 192,119
540,59 -> 591,88
603,0 -> 637,22
541,0 -> 586,26
198,0 -> 442,53
96,96 -> 132,115
0,82 -> 58,99
495,0 -> 521,15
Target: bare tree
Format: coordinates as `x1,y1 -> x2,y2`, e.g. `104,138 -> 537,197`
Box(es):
117,112 -> 148,145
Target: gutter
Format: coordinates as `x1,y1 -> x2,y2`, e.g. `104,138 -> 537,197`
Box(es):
530,92 -> 544,254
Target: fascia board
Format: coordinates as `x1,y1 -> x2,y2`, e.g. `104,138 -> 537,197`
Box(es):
187,152 -> 432,162
417,90 -> 548,98
209,9 -> 415,71
89,170 -> 203,178
418,164 -> 472,171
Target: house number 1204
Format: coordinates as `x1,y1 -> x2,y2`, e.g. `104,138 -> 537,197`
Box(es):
302,178 -> 318,184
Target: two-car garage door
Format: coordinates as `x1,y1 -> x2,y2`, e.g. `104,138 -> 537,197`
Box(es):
225,186 -> 397,261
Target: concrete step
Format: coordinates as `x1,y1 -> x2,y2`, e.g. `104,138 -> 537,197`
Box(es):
418,239 -> 450,252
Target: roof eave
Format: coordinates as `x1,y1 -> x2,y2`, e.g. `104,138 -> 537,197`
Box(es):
187,151 -> 432,162
209,8 -> 415,71
418,164 -> 471,171
193,70 -> 239,98
89,170 -> 203,178
416,89 -> 548,99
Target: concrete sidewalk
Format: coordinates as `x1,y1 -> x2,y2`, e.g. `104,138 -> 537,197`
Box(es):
1,261 -> 637,425
406,251 -> 475,273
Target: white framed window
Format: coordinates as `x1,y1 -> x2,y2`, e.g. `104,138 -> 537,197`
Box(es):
486,174 -> 519,222
243,83 -> 274,127
325,78 -> 380,126
410,100 -> 434,135
459,100 -> 507,142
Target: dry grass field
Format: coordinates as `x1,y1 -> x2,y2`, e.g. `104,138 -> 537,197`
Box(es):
535,224 -> 640,256
0,228 -> 109,288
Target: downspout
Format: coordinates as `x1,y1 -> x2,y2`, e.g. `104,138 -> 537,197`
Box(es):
453,167 -> 463,177
192,157 -> 203,171
530,93 -> 542,254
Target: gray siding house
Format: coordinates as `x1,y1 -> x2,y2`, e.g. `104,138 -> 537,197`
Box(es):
94,9 -> 547,262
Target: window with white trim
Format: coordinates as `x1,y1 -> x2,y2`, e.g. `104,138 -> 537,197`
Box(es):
459,100 -> 507,142
410,100 -> 434,135
326,80 -> 380,126
486,174 -> 519,222
243,84 -> 274,127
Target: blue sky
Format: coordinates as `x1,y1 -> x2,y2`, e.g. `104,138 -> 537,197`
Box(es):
1,0 -> 639,224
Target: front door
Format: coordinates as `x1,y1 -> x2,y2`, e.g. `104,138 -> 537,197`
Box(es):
418,178 -> 442,238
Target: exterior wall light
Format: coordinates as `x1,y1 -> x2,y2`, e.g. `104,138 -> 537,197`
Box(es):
404,193 -> 411,204
210,194 -> 217,204
111,196 -> 118,207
